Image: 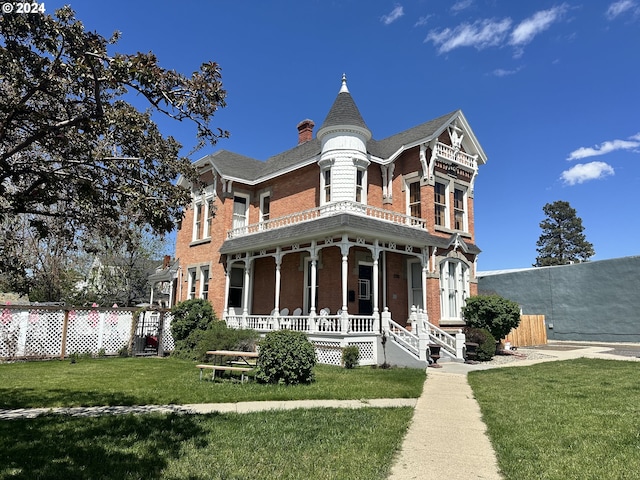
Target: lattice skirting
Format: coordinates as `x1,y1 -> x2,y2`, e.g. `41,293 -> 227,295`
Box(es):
310,337 -> 377,366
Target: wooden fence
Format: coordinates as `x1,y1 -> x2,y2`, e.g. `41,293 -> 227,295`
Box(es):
505,314 -> 547,347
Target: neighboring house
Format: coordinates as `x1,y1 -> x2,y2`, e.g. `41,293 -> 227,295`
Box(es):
147,256 -> 180,308
173,76 -> 488,363
478,256 -> 640,343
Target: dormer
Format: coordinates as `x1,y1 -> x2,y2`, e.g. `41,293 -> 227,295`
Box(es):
317,75 -> 372,205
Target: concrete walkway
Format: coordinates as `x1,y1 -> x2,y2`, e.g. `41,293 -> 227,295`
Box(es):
387,342 -> 640,480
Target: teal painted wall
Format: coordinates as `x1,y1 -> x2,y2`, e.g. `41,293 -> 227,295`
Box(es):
478,256 -> 640,343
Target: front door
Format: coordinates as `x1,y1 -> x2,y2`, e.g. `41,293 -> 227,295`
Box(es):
358,264 -> 373,314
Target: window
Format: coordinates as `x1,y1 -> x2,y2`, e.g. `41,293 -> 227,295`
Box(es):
200,267 -> 209,299
408,260 -> 423,310
228,267 -> 244,308
355,169 -> 365,203
260,193 -> 270,224
434,181 -> 448,228
439,260 -> 469,320
454,187 -> 467,231
323,169 -> 331,203
193,203 -> 203,240
205,199 -> 215,237
188,269 -> 197,300
408,181 -> 421,219
232,195 -> 248,230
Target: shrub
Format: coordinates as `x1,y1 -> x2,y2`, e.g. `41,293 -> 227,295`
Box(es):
342,345 -> 360,369
171,319 -> 258,361
462,294 -> 521,342
170,299 -> 215,342
255,330 -> 316,385
464,327 -> 496,361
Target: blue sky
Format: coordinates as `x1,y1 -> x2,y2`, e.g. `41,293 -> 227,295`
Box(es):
49,1 -> 639,270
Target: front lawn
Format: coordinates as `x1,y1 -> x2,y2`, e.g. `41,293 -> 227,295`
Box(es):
0,407 -> 414,479
468,358 -> 640,480
0,357 -> 425,408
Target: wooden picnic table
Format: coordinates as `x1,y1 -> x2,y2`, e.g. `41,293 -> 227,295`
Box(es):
197,350 -> 259,382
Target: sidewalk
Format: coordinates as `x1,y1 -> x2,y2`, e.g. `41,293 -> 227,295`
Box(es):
387,343 -> 640,480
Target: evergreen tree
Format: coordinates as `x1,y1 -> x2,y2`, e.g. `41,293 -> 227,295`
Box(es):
535,201 -> 595,267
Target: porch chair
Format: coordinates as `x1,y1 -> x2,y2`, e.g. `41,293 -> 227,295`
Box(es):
292,307 -> 302,316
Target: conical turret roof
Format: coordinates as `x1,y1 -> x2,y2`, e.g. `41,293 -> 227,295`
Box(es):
318,74 -> 370,134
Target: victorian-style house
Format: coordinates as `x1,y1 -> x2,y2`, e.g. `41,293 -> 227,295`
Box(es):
172,76 -> 487,365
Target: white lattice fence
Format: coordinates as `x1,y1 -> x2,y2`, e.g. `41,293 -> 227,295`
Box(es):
0,306 -> 173,359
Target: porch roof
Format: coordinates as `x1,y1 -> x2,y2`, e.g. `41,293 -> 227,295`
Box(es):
219,212 -> 481,255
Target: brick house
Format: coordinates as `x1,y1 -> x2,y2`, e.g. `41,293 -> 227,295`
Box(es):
172,76 -> 487,365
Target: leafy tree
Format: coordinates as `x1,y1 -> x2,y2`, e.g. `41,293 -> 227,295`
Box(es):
535,201 -> 595,267
0,7 -> 228,291
462,294 -> 521,342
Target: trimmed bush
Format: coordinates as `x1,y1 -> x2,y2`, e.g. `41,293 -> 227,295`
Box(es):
462,294 -> 521,342
170,299 -> 257,360
255,330 -> 316,385
464,327 -> 496,361
342,345 -> 360,369
170,299 -> 214,341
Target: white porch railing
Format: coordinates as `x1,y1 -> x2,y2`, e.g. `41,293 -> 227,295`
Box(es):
225,311 -> 378,335
227,200 -> 426,239
435,142 -> 477,170
409,306 -> 465,359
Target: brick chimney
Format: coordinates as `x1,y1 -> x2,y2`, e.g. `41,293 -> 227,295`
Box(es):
297,119 -> 315,144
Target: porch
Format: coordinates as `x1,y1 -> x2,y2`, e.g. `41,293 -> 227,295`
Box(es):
224,306 -> 466,366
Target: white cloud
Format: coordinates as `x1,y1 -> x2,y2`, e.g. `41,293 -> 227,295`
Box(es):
561,162 -> 615,185
414,15 -> 431,27
606,0 -> 638,19
451,0 -> 473,14
425,18 -> 512,54
567,134 -> 640,160
509,4 -> 569,46
381,5 -> 404,25
491,67 -> 522,77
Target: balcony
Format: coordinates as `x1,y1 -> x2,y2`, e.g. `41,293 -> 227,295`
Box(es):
435,142 -> 477,170
227,200 -> 426,239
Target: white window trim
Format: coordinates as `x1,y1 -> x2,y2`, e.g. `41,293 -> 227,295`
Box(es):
406,258 -> 423,312
232,192 -> 250,230
199,265 -> 210,299
192,184 -> 216,241
439,259 -> 470,321
453,185 -> 469,233
320,168 -> 331,206
259,191 -> 271,225
187,268 -> 197,300
355,168 -> 367,204
434,177 -> 451,229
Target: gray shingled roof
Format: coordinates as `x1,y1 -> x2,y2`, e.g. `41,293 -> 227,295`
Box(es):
319,91 -> 370,132
204,89 -> 459,183
220,213 -> 481,255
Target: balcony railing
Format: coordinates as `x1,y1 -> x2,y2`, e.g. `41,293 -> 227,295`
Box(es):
435,142 -> 477,170
227,200 -> 426,239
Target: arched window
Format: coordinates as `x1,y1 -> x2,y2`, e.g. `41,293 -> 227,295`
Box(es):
439,259 -> 469,320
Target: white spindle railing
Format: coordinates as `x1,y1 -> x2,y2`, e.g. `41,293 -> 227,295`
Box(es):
227,200 -> 425,239
386,318 -> 420,358
435,142 -> 477,170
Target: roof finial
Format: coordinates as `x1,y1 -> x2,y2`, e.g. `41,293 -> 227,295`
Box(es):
339,73 -> 349,93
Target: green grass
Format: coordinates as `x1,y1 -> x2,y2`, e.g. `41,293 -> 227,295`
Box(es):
0,357 -> 425,408
468,358 -> 640,480
0,407 -> 414,479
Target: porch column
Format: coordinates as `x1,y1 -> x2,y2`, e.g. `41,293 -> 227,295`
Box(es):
340,236 -> 350,313
273,249 -> 282,330
223,260 -> 231,317
242,258 -> 251,328
371,241 -> 381,315
422,251 -> 429,320
310,256 -> 317,315
422,263 -> 429,319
